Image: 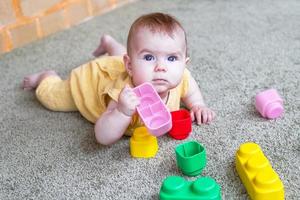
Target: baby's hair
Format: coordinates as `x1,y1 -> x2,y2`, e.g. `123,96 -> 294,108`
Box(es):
127,12 -> 187,56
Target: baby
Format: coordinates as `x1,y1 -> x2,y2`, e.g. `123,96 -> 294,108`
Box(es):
22,12 -> 215,145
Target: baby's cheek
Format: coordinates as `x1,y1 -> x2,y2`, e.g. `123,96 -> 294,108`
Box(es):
132,74 -> 148,86
170,72 -> 183,85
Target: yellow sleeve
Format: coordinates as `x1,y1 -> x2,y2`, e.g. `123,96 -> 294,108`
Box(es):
69,56 -> 126,123
180,68 -> 191,98
106,72 -> 132,102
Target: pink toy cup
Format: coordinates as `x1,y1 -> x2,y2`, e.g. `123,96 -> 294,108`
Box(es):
169,109 -> 192,140
255,89 -> 284,119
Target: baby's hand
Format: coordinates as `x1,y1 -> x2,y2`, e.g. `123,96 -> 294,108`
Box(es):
117,85 -> 140,116
190,105 -> 216,125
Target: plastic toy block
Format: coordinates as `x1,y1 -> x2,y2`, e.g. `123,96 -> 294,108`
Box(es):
175,141 -> 206,176
21,0 -> 61,16
0,31 -> 4,53
130,126 -> 158,158
89,0 -> 112,15
235,142 -> 284,200
64,0 -> 90,27
0,0 -> 16,26
255,89 -> 284,119
169,109 -> 192,140
159,176 -> 221,200
38,9 -> 66,37
133,82 -> 172,136
0,29 -> 12,53
9,20 -> 39,48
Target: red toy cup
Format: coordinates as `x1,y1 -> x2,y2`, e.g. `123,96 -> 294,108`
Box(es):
169,109 -> 192,140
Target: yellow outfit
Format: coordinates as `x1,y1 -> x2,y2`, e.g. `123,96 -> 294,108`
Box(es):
36,56 -> 190,135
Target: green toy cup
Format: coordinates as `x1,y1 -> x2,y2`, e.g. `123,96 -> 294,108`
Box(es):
175,141 -> 207,176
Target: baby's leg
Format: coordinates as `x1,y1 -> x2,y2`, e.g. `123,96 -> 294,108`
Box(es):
22,70 -> 59,91
23,71 -> 77,112
93,34 -> 126,57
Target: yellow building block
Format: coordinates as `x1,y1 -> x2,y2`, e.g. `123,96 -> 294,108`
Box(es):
88,0 -> 112,15
38,9 -> 66,37
235,142 -> 284,200
0,0 -> 16,26
130,126 -> 158,158
0,30 -> 5,53
21,0 -> 61,16
64,0 -> 90,27
9,19 -> 39,48
0,29 -> 13,53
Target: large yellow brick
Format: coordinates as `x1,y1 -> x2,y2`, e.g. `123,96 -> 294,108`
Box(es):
64,0 -> 90,27
21,0 -> 62,16
235,143 -> 284,200
9,20 -> 39,48
38,9 -> 66,37
0,0 -> 17,26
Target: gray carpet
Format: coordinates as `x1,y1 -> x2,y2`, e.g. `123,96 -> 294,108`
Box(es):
0,0 -> 299,199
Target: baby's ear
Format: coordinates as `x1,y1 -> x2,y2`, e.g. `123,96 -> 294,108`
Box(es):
185,57 -> 190,64
123,54 -> 133,76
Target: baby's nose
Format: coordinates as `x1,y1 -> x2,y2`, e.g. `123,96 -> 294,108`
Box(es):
154,61 -> 167,72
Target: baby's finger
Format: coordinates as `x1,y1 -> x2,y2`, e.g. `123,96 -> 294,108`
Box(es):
132,97 -> 140,106
190,110 -> 195,122
202,110 -> 208,124
123,84 -> 134,93
128,92 -> 139,101
207,112 -> 212,124
196,110 -> 202,125
125,91 -> 138,101
120,87 -> 130,97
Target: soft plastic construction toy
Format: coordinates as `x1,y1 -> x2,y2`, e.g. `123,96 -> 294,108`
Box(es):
255,89 -> 284,119
175,141 -> 206,176
133,82 -> 172,136
130,126 -> 158,158
159,176 -> 221,200
169,109 -> 192,140
235,142 -> 284,200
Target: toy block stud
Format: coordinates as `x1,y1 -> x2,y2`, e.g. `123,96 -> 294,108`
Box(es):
130,126 -> 159,158
255,89 -> 284,119
175,141 -> 206,176
235,142 -> 284,200
169,109 -> 192,140
159,176 -> 221,200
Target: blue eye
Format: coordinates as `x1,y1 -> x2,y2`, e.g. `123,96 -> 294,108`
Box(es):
168,56 -> 177,62
144,54 -> 154,61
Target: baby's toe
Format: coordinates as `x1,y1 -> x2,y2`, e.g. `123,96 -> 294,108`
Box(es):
22,78 -> 33,90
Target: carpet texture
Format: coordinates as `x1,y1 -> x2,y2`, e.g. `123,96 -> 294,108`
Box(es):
0,0 -> 299,199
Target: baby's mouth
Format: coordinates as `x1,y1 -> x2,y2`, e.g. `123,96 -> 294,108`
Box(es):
152,79 -> 168,84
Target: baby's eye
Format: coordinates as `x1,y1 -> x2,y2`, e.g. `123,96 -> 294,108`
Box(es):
143,54 -> 155,61
167,56 -> 178,62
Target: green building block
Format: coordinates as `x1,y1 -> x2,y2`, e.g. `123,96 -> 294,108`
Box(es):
159,176 -> 221,200
175,141 -> 207,176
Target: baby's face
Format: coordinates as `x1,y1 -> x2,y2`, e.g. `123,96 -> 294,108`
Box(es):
125,27 -> 188,95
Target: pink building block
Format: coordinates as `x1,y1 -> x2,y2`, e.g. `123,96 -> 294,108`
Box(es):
255,89 -> 284,119
133,82 -> 172,136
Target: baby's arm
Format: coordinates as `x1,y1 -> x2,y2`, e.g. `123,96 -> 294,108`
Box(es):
94,86 -> 139,145
182,76 -> 216,124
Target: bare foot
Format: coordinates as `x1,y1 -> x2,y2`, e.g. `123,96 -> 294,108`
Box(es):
22,70 -> 58,91
92,34 -> 126,57
93,35 -> 109,57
